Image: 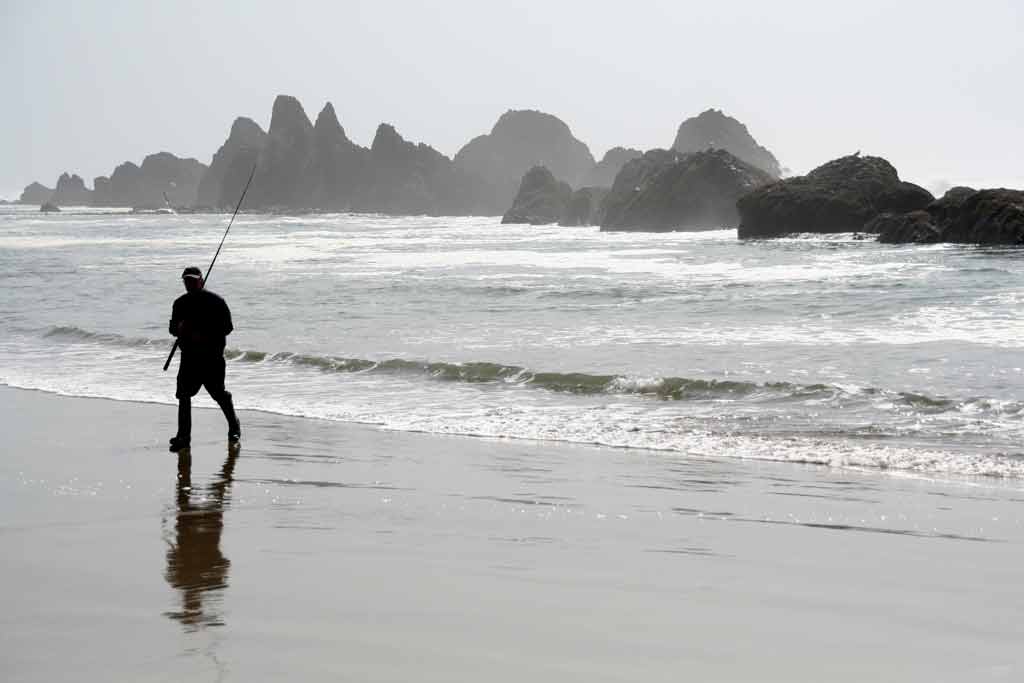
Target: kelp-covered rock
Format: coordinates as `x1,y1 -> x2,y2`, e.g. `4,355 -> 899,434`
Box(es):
501,166 -> 572,225
673,109 -> 782,178
737,155 -> 933,238
601,149 -> 773,232
560,187 -> 609,226
875,187 -> 1024,245
455,110 -> 594,214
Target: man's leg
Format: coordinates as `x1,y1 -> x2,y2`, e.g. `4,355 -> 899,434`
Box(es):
204,355 -> 241,442
173,356 -> 202,451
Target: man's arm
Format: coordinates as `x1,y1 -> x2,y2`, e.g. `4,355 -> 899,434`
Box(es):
169,299 -> 181,337
221,298 -> 233,337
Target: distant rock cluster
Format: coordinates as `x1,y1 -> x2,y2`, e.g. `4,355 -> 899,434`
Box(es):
18,95 -> 779,220
17,95 -> 1021,244
24,155 -> 207,210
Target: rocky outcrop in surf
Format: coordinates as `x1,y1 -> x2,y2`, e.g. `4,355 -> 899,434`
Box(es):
19,181 -> 53,205
673,109 -> 782,178
92,152 -> 206,209
501,166 -> 573,225
195,117 -> 267,210
560,187 -> 609,226
737,155 -> 933,238
454,110 -> 595,215
601,149 -> 773,232
872,187 -> 1024,245
582,147 -> 642,188
50,173 -> 93,206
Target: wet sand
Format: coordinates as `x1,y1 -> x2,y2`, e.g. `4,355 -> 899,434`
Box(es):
2,385 -> 1023,682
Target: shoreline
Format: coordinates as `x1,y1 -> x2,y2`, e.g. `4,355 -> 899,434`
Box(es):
3,384 -> 1024,680
5,381 -> 1022,490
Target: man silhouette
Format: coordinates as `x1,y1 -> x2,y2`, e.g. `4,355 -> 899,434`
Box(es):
168,266 -> 240,452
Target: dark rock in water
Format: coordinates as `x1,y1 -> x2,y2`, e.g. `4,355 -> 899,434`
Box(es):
673,109 -> 782,178
454,110 -> 595,214
736,155 -> 933,238
601,148 -> 773,232
50,173 -> 93,206
363,123 -> 464,215
19,181 -> 54,205
865,210 -> 941,243
195,117 -> 267,210
560,187 -> 609,226
39,202 -> 60,213
582,147 -> 642,188
248,95 -> 316,209
501,166 -> 573,225
876,187 -> 1024,245
93,152 -> 206,208
304,102 -> 370,211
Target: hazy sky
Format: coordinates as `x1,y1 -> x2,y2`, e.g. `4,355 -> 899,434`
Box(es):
3,0 -> 1022,199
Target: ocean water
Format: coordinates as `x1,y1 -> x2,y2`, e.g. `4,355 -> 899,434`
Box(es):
2,204 -> 1023,479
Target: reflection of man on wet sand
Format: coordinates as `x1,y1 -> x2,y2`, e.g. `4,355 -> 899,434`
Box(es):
164,449 -> 238,629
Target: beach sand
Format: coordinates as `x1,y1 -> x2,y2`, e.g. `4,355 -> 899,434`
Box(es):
2,385 -> 1023,682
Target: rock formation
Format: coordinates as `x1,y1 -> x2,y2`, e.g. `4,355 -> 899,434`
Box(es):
247,95 -> 316,209
501,166 -> 573,225
673,109 -> 782,178
19,181 -> 53,205
582,147 -> 642,188
454,110 -> 595,214
362,123 -> 464,215
195,117 -> 267,209
601,149 -> 773,232
736,155 -> 933,238
560,187 -> 609,226
50,173 -> 93,206
93,152 -> 206,208
40,202 -> 60,213
872,187 -> 1024,245
304,103 -> 370,211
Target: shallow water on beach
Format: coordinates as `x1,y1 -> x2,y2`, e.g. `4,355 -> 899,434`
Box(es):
1,204 -> 1023,479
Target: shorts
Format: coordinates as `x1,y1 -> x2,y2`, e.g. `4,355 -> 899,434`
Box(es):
176,350 -> 228,400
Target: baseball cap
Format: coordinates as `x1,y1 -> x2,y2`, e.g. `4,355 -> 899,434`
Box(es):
181,266 -> 203,280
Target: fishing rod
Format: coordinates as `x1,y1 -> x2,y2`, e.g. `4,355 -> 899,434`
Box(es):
163,164 -> 257,371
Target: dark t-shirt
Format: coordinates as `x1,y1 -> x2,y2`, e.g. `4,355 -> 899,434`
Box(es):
169,289 -> 233,353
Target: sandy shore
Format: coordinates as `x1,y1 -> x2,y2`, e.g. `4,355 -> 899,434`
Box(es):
2,385 -> 1023,682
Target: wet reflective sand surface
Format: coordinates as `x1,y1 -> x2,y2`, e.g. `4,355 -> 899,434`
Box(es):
3,386 -> 1024,681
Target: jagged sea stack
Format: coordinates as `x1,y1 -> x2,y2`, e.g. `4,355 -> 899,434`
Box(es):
195,117 -> 267,210
247,95 -> 315,210
736,155 -> 933,238
303,103 -> 370,211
